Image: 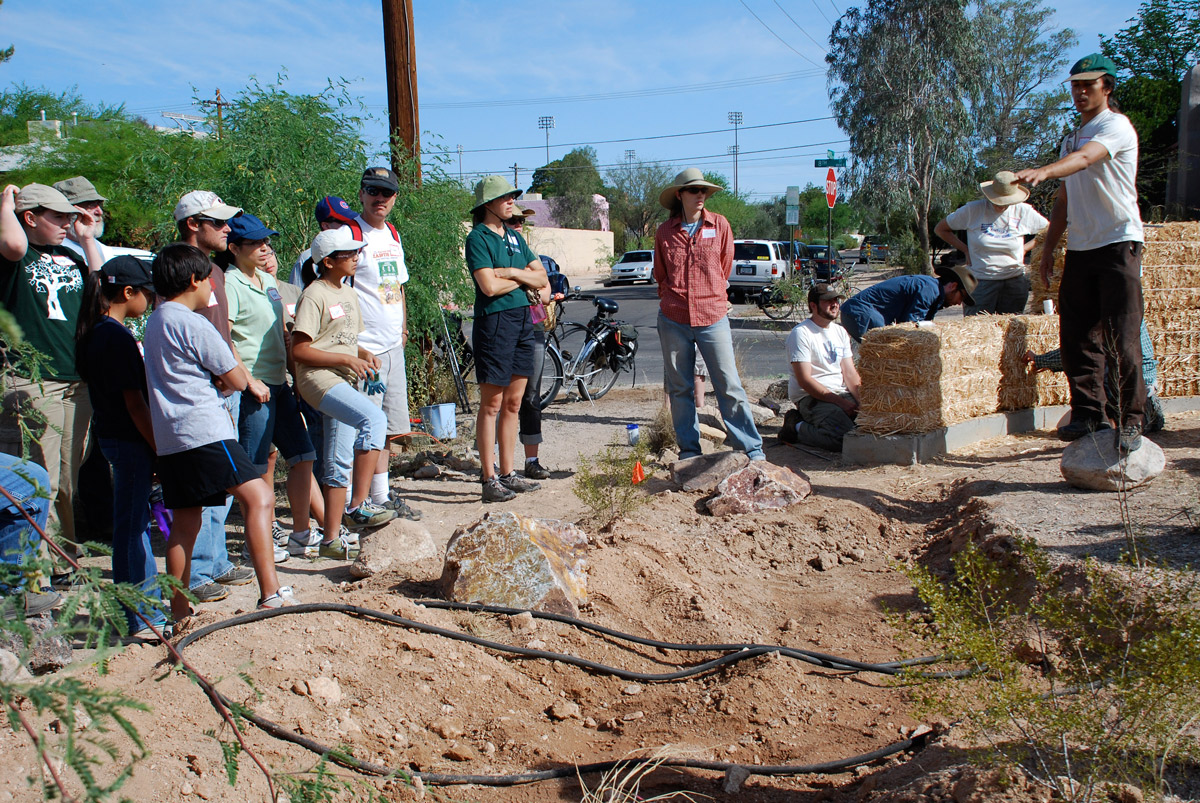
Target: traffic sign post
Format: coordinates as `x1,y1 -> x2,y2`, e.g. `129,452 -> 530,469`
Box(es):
825,168 -> 838,279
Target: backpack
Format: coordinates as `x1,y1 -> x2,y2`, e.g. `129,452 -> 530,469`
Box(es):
346,219 -> 401,245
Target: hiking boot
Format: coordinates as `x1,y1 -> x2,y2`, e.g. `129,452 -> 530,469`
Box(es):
1145,395 -> 1166,434
498,472 -> 540,493
482,476 -> 516,503
271,520 -> 290,548
1056,417 -> 1111,442
343,500 -> 397,531
214,566 -> 255,586
190,582 -> 229,604
383,490 -> 423,521
318,533 -> 360,560
779,408 -> 802,444
287,529 -> 323,558
1118,424 -> 1143,453
258,586 -> 297,609
2,589 -> 63,620
523,459 -> 551,480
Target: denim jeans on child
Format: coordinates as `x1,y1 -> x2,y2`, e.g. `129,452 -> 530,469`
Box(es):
0,453 -> 50,589
99,438 -> 165,631
318,382 -> 387,489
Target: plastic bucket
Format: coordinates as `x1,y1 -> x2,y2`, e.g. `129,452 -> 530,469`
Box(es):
419,403 -> 457,441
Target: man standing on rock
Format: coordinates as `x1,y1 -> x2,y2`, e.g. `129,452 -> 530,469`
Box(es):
780,284 -> 860,452
1017,54 -> 1145,452
653,168 -> 764,462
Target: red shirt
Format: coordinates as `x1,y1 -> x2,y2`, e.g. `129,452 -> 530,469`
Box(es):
652,210 -> 733,327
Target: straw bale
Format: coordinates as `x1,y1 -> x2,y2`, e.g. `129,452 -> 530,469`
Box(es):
1152,330 -> 1200,357
1161,376 -> 1200,397
1145,222 -> 1200,241
997,315 -> 1071,410
1143,241 -> 1200,268
1141,264 -> 1200,290
1144,287 -> 1200,314
1028,232 -> 1064,312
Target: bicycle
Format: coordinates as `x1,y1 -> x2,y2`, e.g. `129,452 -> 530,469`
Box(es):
431,308 -> 475,414
537,293 -> 638,409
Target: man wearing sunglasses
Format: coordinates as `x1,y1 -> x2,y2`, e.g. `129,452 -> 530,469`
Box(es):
338,167 -> 420,520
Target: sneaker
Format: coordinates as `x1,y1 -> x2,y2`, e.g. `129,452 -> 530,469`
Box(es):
498,472 -> 540,493
127,619 -> 171,642
1145,395 -> 1166,434
242,541 -> 290,564
272,520 -> 290,548
523,459 -> 551,480
190,582 -> 229,604
343,500 -> 397,531
1118,424 -> 1143,453
383,490 -> 423,521
318,533 -> 360,560
1057,417 -> 1112,442
335,525 -> 358,546
214,566 -> 255,586
287,529 -> 323,558
2,589 -> 63,620
257,586 -> 297,609
482,476 -> 516,503
779,408 -> 802,444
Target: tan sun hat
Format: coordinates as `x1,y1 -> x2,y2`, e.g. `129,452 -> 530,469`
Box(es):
979,171 -> 1030,206
658,167 -> 723,209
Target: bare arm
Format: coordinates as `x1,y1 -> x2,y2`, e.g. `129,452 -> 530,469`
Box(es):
123,389 -> 156,452
70,209 -> 102,271
933,217 -> 967,257
792,361 -> 858,414
0,185 -> 28,263
291,332 -> 377,379
1038,186 -> 1068,288
215,363 -> 250,393
1015,140 -> 1109,186
841,357 -> 861,406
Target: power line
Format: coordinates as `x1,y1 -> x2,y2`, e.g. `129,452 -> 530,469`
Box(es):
412,69 -> 823,110
772,0 -> 829,52
807,0 -> 833,26
735,0 -> 824,68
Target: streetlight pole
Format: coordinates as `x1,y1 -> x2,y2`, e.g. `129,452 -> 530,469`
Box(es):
538,116 -> 555,165
727,111 -> 742,196
456,144 -> 463,184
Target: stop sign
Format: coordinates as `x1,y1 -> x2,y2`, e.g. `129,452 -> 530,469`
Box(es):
825,168 -> 837,208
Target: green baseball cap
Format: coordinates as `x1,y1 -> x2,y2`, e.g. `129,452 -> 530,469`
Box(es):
1067,53 -> 1117,81
472,175 -> 521,211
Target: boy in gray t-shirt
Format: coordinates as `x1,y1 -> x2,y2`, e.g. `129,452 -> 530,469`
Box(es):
143,244 -> 298,621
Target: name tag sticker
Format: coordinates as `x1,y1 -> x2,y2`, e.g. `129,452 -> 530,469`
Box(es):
266,287 -> 282,302
207,293 -> 219,307
329,304 -> 346,320
702,229 -> 716,239
285,303 -> 296,317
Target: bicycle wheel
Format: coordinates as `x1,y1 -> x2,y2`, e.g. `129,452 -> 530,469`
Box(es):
577,339 -> 622,400
537,341 -> 564,410
761,295 -> 795,320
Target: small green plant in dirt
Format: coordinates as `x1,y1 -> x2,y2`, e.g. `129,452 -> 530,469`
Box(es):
900,537 -> 1200,801
573,438 -> 655,531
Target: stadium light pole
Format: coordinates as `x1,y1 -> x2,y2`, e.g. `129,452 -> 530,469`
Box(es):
728,111 -> 743,195
538,116 -> 555,165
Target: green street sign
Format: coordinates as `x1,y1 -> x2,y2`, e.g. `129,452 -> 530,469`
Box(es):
827,149 -> 835,159
815,158 -> 847,167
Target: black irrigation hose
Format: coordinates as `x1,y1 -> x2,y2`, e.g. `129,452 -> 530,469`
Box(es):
176,602 -> 935,786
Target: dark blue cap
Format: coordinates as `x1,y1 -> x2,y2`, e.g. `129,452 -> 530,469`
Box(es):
315,196 -> 355,225
226,212 -> 278,243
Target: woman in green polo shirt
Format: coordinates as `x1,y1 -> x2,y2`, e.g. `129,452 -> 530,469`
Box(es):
465,176 -> 549,504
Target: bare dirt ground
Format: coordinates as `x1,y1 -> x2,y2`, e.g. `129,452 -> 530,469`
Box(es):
2,382 -> 1198,803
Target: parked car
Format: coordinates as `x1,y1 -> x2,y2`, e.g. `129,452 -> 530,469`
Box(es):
607,249 -> 654,285
807,244 -> 847,281
728,239 -> 791,301
780,240 -> 816,277
859,236 -> 890,264
539,255 -> 569,296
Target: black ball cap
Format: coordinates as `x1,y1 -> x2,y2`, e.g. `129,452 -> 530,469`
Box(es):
100,255 -> 154,291
361,166 -> 400,193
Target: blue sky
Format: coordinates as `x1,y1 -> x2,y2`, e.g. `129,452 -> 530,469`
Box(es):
2,0 -> 1140,200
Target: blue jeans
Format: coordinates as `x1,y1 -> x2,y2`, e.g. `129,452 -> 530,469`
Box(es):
838,301 -> 885,342
190,393 -> 239,588
657,313 -> 764,460
0,454 -> 50,591
318,383 -> 387,489
99,438 -> 165,631
239,383 -> 316,473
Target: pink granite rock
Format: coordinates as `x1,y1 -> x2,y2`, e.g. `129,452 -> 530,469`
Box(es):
440,512 -> 589,616
706,463 -> 812,516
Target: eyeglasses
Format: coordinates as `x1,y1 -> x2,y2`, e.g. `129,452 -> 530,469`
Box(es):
682,186 -> 707,195
194,216 -> 229,228
363,187 -> 397,198
331,251 -> 360,261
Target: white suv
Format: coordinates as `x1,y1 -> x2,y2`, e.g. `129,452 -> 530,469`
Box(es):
728,239 -> 791,299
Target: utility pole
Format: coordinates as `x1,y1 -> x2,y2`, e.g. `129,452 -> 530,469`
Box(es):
382,0 -> 420,182
727,111 -> 742,196
512,163 -> 519,189
198,88 -> 231,139
538,116 -> 555,165
456,144 -> 463,184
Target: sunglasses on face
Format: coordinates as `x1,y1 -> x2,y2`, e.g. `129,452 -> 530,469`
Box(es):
194,216 -> 229,228
682,186 -> 707,195
363,187 -> 397,198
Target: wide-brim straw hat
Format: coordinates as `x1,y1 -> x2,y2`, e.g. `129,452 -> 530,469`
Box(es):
934,263 -> 978,306
979,170 -> 1029,206
658,167 -> 723,209
473,175 -> 522,211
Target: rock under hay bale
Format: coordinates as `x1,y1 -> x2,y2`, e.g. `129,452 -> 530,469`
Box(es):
998,315 -> 1071,410
856,317 -> 1005,435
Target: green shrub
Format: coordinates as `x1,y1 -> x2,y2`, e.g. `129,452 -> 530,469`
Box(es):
573,438 -> 655,531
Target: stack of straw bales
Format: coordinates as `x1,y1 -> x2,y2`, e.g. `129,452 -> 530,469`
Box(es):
1144,223 -> 1200,398
998,315 -> 1070,409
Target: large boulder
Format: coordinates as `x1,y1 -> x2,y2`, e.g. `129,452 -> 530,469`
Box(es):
350,519 -> 439,579
707,462 -> 812,516
440,512 -> 589,616
1060,434 -> 1165,491
671,452 -> 749,493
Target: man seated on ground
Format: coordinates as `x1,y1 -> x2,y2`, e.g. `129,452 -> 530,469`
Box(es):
1024,319 -> 1165,433
839,265 -> 978,342
779,284 -> 861,452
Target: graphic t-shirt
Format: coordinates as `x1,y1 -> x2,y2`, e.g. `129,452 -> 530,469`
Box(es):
786,318 -> 853,401
0,243 -> 87,380
944,200 -> 1048,281
465,224 -> 537,318
82,316 -> 148,442
292,280 -> 364,407
346,216 -> 408,355
1059,108 -> 1144,250
142,301 -> 238,456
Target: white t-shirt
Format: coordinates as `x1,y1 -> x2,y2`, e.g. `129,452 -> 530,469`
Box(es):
1059,108 -> 1144,250
945,200 -> 1048,281
345,215 -> 409,355
786,318 -> 853,401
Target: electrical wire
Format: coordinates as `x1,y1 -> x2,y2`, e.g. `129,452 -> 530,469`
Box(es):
174,601 -> 947,786
772,0 -> 830,52
735,0 -> 825,68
